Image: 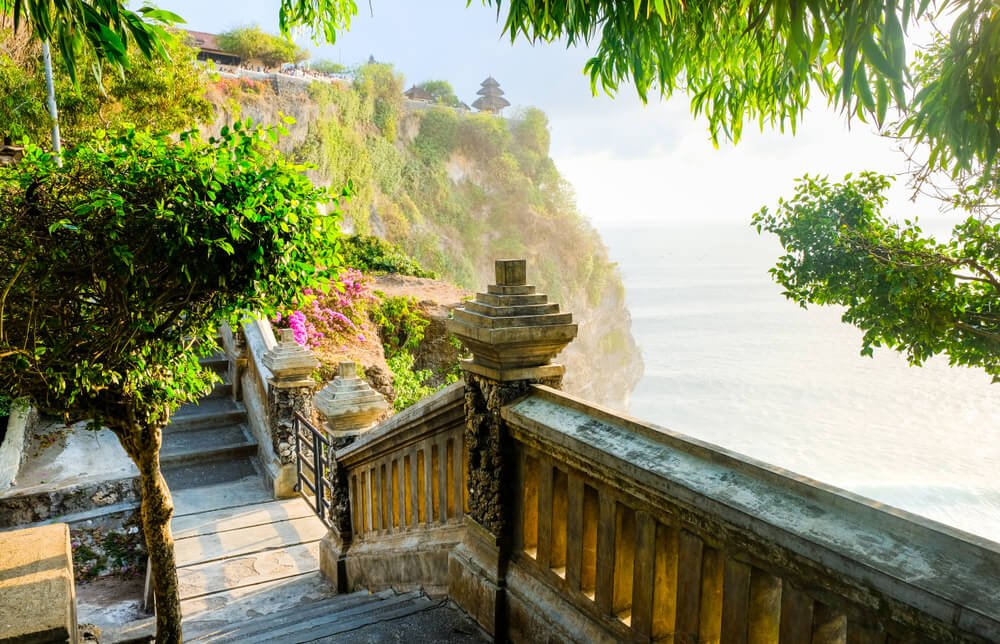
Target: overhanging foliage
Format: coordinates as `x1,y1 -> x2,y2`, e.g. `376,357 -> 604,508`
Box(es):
753,173 -> 999,380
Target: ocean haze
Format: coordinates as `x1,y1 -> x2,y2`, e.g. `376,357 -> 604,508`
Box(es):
599,220 -> 1000,542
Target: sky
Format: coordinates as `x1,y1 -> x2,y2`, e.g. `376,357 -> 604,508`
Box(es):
161,0 -> 945,228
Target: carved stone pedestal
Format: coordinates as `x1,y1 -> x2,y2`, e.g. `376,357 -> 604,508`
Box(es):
263,329 -> 319,498
449,517 -> 508,639
447,259 -> 577,639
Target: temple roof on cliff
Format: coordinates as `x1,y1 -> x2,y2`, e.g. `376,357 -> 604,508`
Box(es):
473,76 -> 510,113
404,85 -> 434,102
471,95 -> 511,112
184,30 -> 241,66
476,76 -> 505,96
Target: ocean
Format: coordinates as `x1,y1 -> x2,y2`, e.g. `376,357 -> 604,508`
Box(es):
596,221 -> 1000,543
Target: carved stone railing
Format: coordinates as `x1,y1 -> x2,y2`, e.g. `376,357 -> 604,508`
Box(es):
307,259 -> 1000,643
236,319 -> 321,498
319,381 -> 467,596
238,318 -> 291,497
499,385 -> 1000,643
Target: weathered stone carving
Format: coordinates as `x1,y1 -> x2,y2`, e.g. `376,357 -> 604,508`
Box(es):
263,328 -> 319,465
326,456 -> 352,538
463,372 -> 560,535
449,259 -> 576,536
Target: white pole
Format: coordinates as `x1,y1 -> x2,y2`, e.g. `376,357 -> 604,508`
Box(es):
41,41 -> 62,166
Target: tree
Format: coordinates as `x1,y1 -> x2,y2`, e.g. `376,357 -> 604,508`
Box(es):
217,25 -> 309,68
417,79 -> 462,107
0,123 -> 343,643
310,58 -> 349,74
354,62 -> 403,141
0,25 -> 212,144
753,174 -> 999,381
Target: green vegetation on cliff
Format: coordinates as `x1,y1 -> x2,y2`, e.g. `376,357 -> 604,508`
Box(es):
258,65 -> 640,404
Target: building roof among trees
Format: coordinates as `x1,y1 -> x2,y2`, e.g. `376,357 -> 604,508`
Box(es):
184,30 -> 241,65
404,85 -> 434,102
185,31 -> 228,55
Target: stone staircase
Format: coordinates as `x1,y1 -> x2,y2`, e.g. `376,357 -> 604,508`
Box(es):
159,352 -> 259,502
128,350 -> 487,643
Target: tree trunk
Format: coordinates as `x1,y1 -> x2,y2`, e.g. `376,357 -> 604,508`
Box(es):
118,421 -> 183,643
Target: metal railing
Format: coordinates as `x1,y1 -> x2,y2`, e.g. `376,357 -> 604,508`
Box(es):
294,411 -> 334,529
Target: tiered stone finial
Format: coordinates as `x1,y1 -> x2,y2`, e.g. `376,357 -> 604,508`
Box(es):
447,259 -> 577,381
262,328 -> 319,387
314,362 -> 389,440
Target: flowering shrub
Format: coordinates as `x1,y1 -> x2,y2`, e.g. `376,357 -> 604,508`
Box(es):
274,268 -> 376,348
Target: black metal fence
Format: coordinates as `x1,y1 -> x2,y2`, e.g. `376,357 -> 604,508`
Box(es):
294,411 -> 334,528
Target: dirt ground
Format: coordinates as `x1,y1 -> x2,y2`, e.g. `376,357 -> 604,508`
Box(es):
76,575 -> 147,638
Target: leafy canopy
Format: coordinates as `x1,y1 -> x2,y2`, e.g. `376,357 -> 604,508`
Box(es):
753,173 -> 999,381
0,0 -> 184,84
217,25 -> 309,68
310,58 -> 349,74
417,80 -> 463,107
12,1 -> 999,176
0,25 -> 211,143
0,123 -> 342,429
486,1 -> 1000,175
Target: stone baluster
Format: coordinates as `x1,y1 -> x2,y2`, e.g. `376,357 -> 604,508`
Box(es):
316,361 -> 390,591
446,258 -> 578,638
262,328 -> 319,497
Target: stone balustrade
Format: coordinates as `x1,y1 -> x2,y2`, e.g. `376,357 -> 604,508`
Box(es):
319,381 -> 467,596
500,386 -> 1000,642
304,259 -> 1000,643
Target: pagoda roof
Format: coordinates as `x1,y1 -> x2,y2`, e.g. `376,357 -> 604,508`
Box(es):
477,85 -> 506,97
480,76 -> 500,88
472,95 -> 511,111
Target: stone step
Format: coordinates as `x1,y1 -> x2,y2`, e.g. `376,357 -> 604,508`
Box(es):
181,571 -> 341,640
172,497 -> 314,539
211,590 -> 433,644
167,398 -> 246,433
170,474 -> 272,516
159,423 -> 256,467
199,353 -> 229,372
184,590 -> 395,642
205,380 -> 232,400
173,513 -> 326,568
33,500 -> 140,528
178,540 -> 321,600
162,454 -> 260,493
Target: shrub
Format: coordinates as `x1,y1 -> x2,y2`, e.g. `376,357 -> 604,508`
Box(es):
413,108 -> 459,165
273,269 -> 375,348
386,351 -> 435,411
340,235 -> 435,278
371,295 -> 430,355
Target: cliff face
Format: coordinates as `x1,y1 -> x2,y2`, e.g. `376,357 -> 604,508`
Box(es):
211,70 -> 642,410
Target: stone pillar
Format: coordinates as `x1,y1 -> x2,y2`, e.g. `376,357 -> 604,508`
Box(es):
262,328 -> 319,498
446,259 -> 577,639
316,362 -> 390,591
